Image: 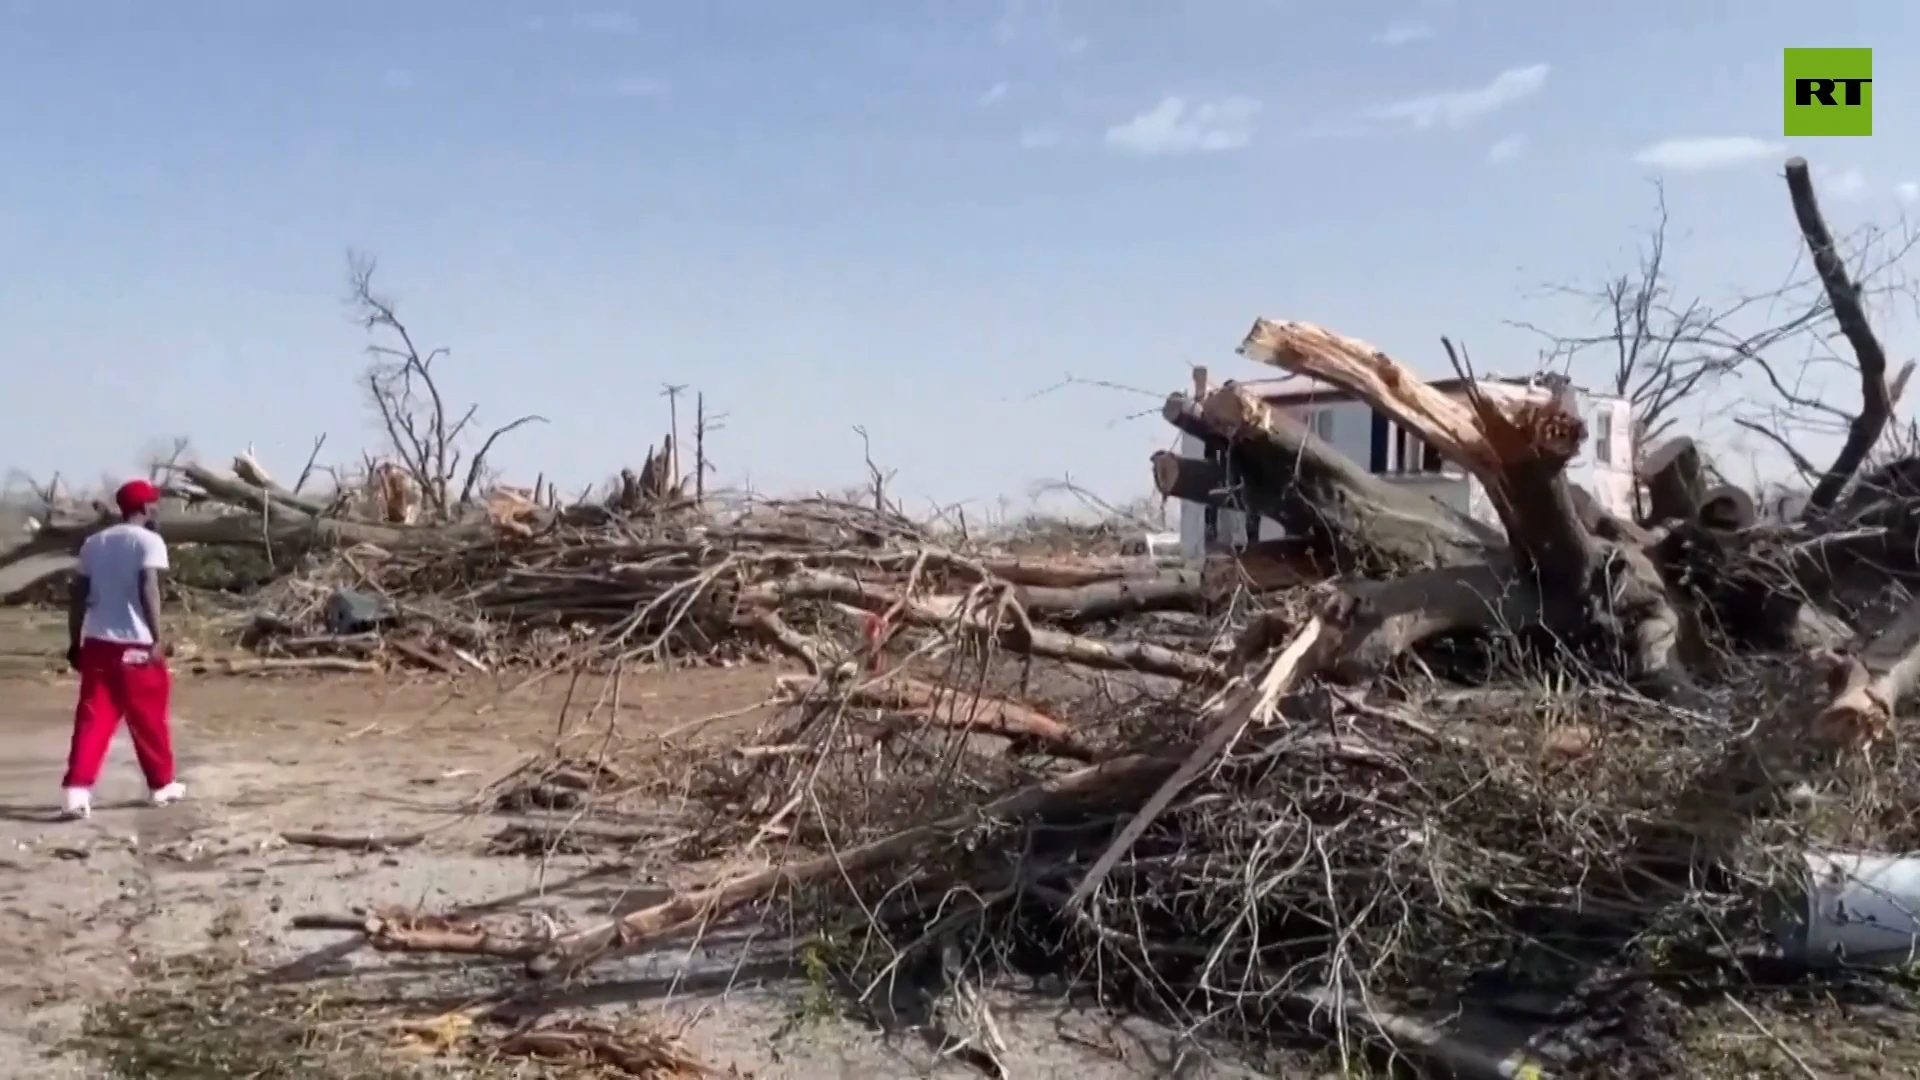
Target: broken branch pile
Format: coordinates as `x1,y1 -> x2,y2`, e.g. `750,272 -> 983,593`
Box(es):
40,154 -> 1920,1074
314,584 -> 1920,1075
4,464 -> 1225,676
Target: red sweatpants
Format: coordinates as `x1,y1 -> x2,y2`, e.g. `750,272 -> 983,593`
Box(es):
63,639 -> 175,791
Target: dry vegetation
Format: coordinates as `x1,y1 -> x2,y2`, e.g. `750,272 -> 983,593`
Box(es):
16,155 -> 1920,1077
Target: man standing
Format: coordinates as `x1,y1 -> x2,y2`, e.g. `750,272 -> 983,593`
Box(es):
61,479 -> 185,820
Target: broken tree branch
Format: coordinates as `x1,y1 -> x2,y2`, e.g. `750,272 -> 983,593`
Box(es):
1161,388 -> 1495,573
1786,157 -> 1896,519
525,752 -> 1182,978
782,673 -> 1097,761
1816,592 -> 1920,747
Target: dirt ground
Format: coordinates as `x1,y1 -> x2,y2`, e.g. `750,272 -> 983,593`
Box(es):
0,608 -> 1263,1079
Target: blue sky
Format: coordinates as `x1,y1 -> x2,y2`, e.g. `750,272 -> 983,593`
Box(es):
2,0 -> 1916,513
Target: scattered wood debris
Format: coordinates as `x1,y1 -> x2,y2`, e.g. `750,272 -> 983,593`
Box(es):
28,155 -> 1920,1078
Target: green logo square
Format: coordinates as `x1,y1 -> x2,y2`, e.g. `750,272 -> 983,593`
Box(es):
1785,48 -> 1873,136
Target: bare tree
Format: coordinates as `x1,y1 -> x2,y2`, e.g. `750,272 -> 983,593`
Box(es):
851,425 -> 897,516
137,436 -> 193,483
693,392 -> 726,505
1512,183 -> 1830,452
346,252 -> 547,521
1721,211 -> 1920,514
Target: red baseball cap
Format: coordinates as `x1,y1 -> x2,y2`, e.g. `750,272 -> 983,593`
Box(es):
114,479 -> 161,515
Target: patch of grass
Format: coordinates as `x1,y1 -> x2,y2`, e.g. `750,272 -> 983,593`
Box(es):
70,953 -> 428,1079
794,932 -> 843,1027
1680,993 -> 1920,1079
66,946 -> 666,1080
168,543 -> 283,594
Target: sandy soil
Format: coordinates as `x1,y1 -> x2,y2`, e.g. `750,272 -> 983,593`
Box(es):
0,609 -> 1258,1079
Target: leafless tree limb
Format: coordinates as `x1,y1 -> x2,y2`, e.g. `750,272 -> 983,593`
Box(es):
346,251 -> 546,521
292,434 -> 328,495
1732,416 -> 1821,481
1513,172 -> 1920,515
1512,182 -> 1826,451
1785,157 -> 1896,518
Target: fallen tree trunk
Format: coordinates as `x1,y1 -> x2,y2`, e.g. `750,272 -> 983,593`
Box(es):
0,469 -> 513,597
0,553 -> 77,604
1791,495 -> 1920,599
977,556 -> 1155,589
180,462 -> 331,518
1334,563 -> 1537,680
1160,389 -> 1495,573
1700,485 -> 1757,531
1203,538 -> 1326,594
1239,322 -> 1594,577
1233,320 -> 1687,693
0,497 -> 503,574
1148,450 -> 1226,506
1636,436 -> 1754,532
1011,570 -> 1204,624
1650,524 -> 1851,653
1817,593 -> 1920,746
1640,437 -> 1706,527
781,673 -> 1097,761
186,655 -> 384,675
795,547 -> 1202,617
737,570 -> 1221,683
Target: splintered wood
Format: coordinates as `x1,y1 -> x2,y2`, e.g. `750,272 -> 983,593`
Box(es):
1237,320 -> 1493,474
1239,318 -> 1591,575
499,1019 -> 719,1079
776,673 -> 1098,761
1819,593 -> 1920,747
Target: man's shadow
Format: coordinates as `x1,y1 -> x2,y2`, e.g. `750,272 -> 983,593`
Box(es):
0,799 -> 160,822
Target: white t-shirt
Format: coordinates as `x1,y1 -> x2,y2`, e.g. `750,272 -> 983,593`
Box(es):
77,523 -> 169,644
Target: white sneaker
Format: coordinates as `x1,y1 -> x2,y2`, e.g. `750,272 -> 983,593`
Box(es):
150,782 -> 186,807
60,788 -> 92,820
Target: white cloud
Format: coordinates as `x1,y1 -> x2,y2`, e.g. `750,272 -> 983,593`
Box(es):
1818,165 -> 1868,201
1631,136 -> 1783,172
611,75 -> 670,98
979,82 -> 1009,107
573,11 -> 638,33
1378,18 -> 1435,45
1898,181 -> 1920,204
1367,64 -> 1548,129
1105,96 -> 1260,156
1486,134 -> 1524,163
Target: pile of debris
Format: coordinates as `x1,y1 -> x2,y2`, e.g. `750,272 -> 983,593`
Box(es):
4,452 -> 1224,677
232,157 -> 1920,1076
